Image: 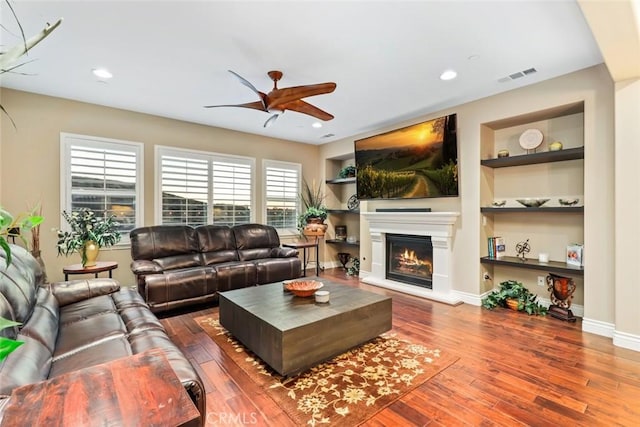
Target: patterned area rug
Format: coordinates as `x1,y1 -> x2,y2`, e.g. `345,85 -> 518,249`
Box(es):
196,315 -> 458,426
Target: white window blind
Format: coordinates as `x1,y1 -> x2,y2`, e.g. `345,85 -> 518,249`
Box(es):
60,133 -> 143,243
264,160 -> 300,231
157,147 -> 254,226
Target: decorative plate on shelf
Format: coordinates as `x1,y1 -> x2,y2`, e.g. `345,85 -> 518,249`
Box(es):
519,129 -> 543,150
347,194 -> 359,211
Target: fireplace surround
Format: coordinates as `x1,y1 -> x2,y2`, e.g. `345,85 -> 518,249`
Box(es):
361,211 -> 461,305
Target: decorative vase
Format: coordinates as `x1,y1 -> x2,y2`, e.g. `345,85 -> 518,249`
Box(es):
303,218 -> 328,237
546,273 -> 577,322
82,240 -> 100,267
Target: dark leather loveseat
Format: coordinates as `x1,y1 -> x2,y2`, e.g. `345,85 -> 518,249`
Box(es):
130,223 -> 301,313
0,245 -> 206,425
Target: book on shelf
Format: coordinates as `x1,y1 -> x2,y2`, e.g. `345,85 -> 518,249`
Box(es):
566,244 -> 584,267
487,237 -> 505,258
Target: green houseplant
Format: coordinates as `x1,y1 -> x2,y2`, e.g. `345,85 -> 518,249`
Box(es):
56,208 -> 121,267
0,207 -> 44,360
482,279 -> 548,316
297,179 -> 328,235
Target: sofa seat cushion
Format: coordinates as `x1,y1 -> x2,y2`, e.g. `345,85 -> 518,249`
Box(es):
214,261 -> 257,291
143,267 -> 217,311
55,311 -> 127,358
58,293 -> 118,325
254,257 -> 302,284
49,337 -> 133,378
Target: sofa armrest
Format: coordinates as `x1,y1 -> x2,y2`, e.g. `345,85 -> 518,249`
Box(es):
131,259 -> 164,275
271,247 -> 299,258
45,278 -> 121,307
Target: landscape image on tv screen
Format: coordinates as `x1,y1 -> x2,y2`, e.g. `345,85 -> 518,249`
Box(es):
354,113 -> 458,200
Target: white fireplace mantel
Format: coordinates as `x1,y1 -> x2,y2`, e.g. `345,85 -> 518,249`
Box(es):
361,211 -> 462,305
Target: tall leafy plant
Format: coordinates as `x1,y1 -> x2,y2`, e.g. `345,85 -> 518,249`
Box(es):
0,207 -> 44,360
56,208 -> 121,265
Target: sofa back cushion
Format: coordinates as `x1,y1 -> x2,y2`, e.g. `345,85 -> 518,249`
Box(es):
195,225 -> 239,265
130,225 -> 201,269
232,224 -> 281,261
0,245 -> 43,326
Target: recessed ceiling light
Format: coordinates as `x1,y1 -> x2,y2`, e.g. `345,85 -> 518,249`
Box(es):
440,69 -> 457,81
312,122 -> 322,129
92,68 -> 113,79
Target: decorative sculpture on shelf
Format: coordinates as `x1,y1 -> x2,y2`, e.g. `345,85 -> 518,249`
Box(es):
515,239 -> 530,261
546,273 -> 577,322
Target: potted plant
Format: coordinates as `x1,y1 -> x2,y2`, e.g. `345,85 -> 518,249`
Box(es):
338,165 -> 356,179
0,207 -> 44,360
481,279 -> 548,315
298,179 -> 328,236
56,208 -> 121,267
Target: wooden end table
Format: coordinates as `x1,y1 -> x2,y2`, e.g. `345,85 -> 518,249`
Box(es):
0,349 -> 200,427
63,261 -> 118,281
282,239 -> 320,276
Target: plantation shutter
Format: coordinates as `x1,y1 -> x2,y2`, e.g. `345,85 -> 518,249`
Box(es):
160,155 -> 209,226
212,159 -> 252,226
264,161 -> 300,230
61,133 -> 143,243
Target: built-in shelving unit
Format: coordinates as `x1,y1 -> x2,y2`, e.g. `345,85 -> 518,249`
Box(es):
480,256 -> 584,276
326,239 -> 360,246
325,177 -> 356,185
480,101 -> 585,296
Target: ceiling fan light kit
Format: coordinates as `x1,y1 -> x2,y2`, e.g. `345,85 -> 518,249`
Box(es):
205,70 -> 336,127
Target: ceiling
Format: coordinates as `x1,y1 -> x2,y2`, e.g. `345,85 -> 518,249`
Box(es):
0,1 -> 603,145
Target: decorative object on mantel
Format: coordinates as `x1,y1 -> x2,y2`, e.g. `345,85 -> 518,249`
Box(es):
519,128 -> 543,153
515,239 -> 531,261
546,273 -> 577,322
481,280 -> 548,315
516,198 -> 550,208
497,149 -> 510,158
347,194 -> 359,211
549,141 -> 563,151
558,198 -> 579,206
55,208 -> 121,267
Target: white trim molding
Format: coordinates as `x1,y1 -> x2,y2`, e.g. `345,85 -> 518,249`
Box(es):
613,330 -> 640,352
582,317 -> 615,338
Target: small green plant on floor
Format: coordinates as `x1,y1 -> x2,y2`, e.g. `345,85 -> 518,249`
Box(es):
347,256 -> 360,276
482,279 -> 547,315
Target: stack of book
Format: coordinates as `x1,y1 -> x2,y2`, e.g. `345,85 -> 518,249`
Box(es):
488,236 -> 505,258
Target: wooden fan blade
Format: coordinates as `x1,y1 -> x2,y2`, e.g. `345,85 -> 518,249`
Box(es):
204,101 -> 266,111
280,100 -> 334,121
267,82 -> 336,109
227,70 -> 267,109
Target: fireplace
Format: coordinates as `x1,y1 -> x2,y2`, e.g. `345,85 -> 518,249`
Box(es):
386,234 -> 433,289
360,211 -> 461,305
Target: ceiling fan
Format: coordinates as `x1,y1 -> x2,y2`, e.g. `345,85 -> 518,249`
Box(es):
205,70 -> 336,128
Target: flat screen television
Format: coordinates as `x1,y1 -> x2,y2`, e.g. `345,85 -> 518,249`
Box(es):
354,113 -> 458,200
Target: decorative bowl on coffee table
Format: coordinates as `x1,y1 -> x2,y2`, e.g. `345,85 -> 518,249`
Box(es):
284,280 -> 324,297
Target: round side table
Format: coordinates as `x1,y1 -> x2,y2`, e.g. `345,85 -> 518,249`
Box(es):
63,261 -> 118,281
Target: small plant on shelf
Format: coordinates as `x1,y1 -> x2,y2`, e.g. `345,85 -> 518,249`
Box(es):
481,279 -> 547,315
338,165 -> 356,179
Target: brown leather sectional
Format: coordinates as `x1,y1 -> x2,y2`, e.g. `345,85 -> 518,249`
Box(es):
130,223 -> 302,313
0,245 -> 206,425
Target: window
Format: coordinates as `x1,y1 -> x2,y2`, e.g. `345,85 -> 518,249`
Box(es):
60,133 -> 143,244
263,160 -> 300,233
156,147 -> 254,226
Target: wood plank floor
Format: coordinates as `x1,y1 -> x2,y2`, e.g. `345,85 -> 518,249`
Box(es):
159,269 -> 640,426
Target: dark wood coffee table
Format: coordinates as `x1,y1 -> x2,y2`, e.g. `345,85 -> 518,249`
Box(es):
219,279 -> 392,376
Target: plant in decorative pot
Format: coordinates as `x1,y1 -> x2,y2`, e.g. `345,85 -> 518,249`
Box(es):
298,179 -> 328,237
481,279 -> 548,316
56,208 -> 121,267
338,165 -> 356,179
0,206 -> 44,360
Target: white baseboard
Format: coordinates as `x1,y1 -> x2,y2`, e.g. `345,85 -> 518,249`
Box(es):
613,330 -> 640,352
582,317 -> 615,338
452,290 -> 488,306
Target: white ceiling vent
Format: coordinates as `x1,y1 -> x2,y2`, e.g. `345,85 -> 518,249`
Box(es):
321,133 -> 335,138
498,67 -> 537,83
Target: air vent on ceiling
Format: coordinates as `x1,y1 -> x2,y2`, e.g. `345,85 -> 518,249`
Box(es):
498,67 -> 537,83
321,133 -> 335,138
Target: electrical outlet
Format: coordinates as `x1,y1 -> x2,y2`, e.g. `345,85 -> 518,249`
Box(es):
483,272 -> 491,281
537,276 -> 545,287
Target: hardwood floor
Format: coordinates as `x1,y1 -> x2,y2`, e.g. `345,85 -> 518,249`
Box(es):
160,269 -> 640,426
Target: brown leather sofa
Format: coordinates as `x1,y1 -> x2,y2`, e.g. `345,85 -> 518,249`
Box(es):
0,245 -> 206,426
130,223 -> 302,313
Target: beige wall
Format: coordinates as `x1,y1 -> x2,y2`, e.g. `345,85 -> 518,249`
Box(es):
0,88 -> 320,285
321,65 -> 615,327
